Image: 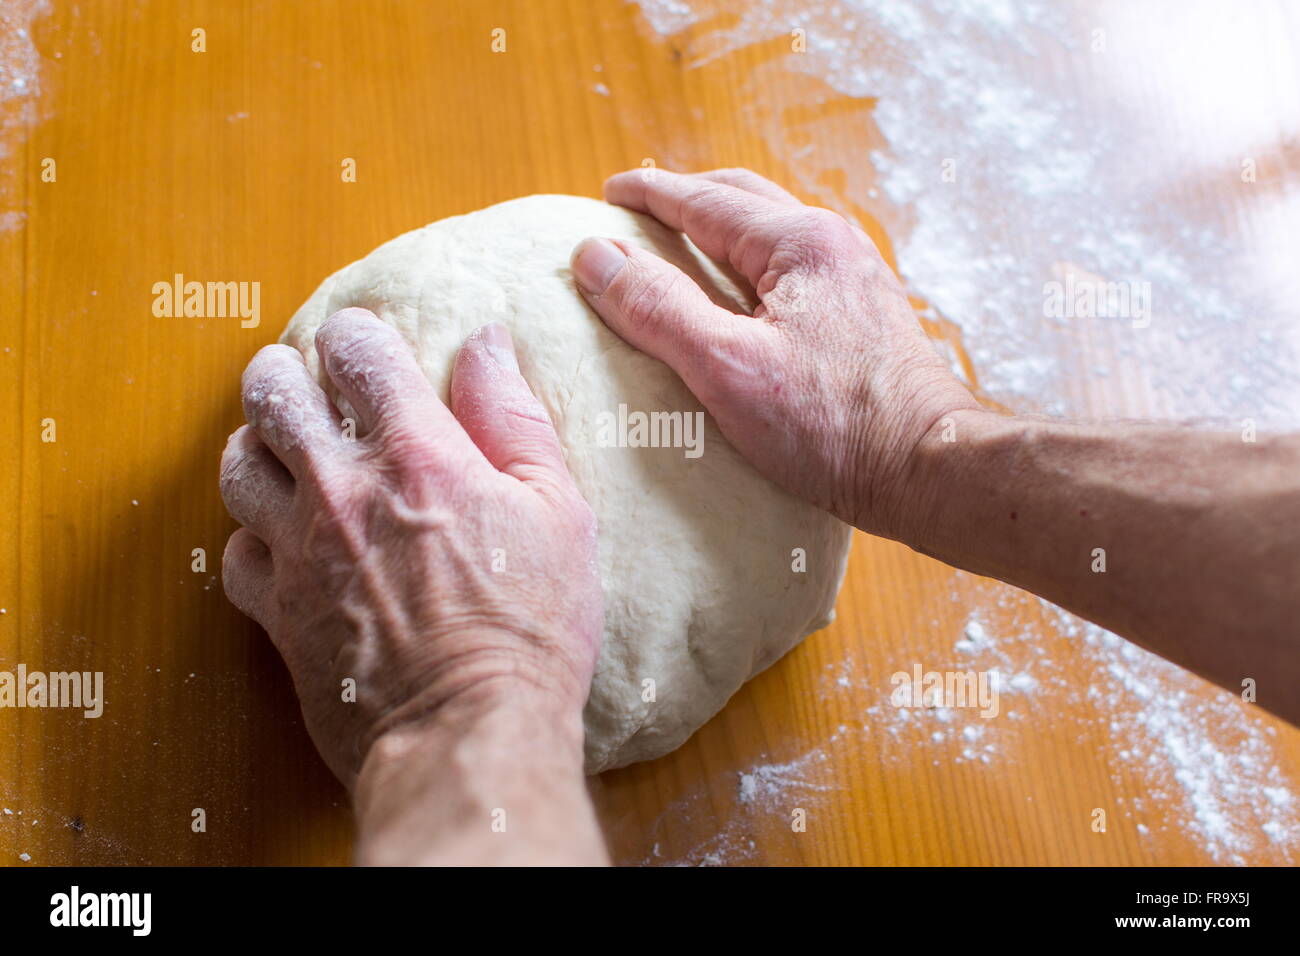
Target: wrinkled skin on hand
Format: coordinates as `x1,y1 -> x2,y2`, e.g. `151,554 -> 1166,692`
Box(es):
219,310 -> 603,788
573,168 -> 979,538
221,168 -> 974,793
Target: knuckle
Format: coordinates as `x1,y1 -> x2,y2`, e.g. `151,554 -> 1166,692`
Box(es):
242,349 -> 304,410
715,167 -> 761,189
323,306 -> 378,332
372,420 -> 441,474
218,432 -> 256,500
221,425 -> 249,459
320,333 -> 369,377
220,545 -> 245,591
694,188 -> 748,226
246,344 -> 302,377
500,396 -> 554,433
320,308 -> 390,357
793,208 -> 856,258
218,452 -> 246,500
222,529 -> 251,568
620,266 -> 683,328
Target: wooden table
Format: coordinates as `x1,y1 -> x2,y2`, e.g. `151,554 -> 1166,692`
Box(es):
3,0 -> 1298,866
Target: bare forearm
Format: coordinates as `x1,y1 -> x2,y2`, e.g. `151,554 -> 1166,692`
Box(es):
898,408 -> 1300,724
353,683 -> 609,866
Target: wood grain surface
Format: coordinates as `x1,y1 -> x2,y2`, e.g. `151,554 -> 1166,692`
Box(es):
2,0 -> 1298,866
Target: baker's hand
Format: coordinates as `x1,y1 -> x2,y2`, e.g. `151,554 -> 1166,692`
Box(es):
572,168 -> 978,537
219,308 -> 603,788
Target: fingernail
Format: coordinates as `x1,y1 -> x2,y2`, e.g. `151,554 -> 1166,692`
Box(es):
572,237 -> 627,295
479,322 -> 519,372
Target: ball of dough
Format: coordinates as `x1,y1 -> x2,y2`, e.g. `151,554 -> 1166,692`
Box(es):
281,195 -> 852,773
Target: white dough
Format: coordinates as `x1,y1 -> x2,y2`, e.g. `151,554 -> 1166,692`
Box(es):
281,195 -> 853,773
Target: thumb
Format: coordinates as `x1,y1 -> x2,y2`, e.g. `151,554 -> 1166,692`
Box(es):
570,237 -> 748,385
450,324 -> 575,495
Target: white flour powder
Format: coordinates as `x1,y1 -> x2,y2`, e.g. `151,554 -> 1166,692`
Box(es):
625,0 -> 1300,866
631,0 -> 1300,423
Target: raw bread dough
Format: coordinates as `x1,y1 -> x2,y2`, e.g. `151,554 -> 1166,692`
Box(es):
281,195 -> 853,773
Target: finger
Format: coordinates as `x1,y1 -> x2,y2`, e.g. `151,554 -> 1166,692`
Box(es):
315,307 -> 487,471
315,308 -> 439,431
570,237 -> 765,391
450,324 -> 576,497
693,168 -> 803,206
603,169 -> 793,286
689,168 -> 880,261
241,344 -> 349,480
222,527 -> 274,626
219,425 -> 294,542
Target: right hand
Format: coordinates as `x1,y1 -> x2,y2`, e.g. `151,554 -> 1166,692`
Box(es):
570,167 -> 979,537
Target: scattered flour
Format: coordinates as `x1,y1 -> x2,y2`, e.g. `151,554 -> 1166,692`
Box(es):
623,0 -> 1300,866
631,0 -> 1300,424
881,584 -> 1299,864
0,0 -> 49,214
1058,606 -> 1300,863
633,747 -> 831,865
737,751 -> 832,806
640,573 -> 1298,865
4,0 -> 1295,869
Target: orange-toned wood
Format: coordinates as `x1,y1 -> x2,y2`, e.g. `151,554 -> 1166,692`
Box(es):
2,0 -> 1297,865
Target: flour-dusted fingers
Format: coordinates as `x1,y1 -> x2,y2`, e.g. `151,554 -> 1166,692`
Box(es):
570,237 -> 766,398
603,169 -> 794,286
692,168 -> 803,206
241,344 -> 349,480
314,307 -> 486,474
219,425 -> 294,542
221,527 -> 275,626
450,323 -> 583,502
315,307 -> 436,431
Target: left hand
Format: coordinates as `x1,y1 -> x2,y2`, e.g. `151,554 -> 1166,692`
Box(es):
218,308 -> 604,788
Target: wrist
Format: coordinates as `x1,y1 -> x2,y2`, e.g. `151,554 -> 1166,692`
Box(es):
367,626 -> 591,748
839,331 -> 986,536
363,655 -> 589,778
433,630 -> 594,715
888,404 -> 1006,550
353,675 -> 591,865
